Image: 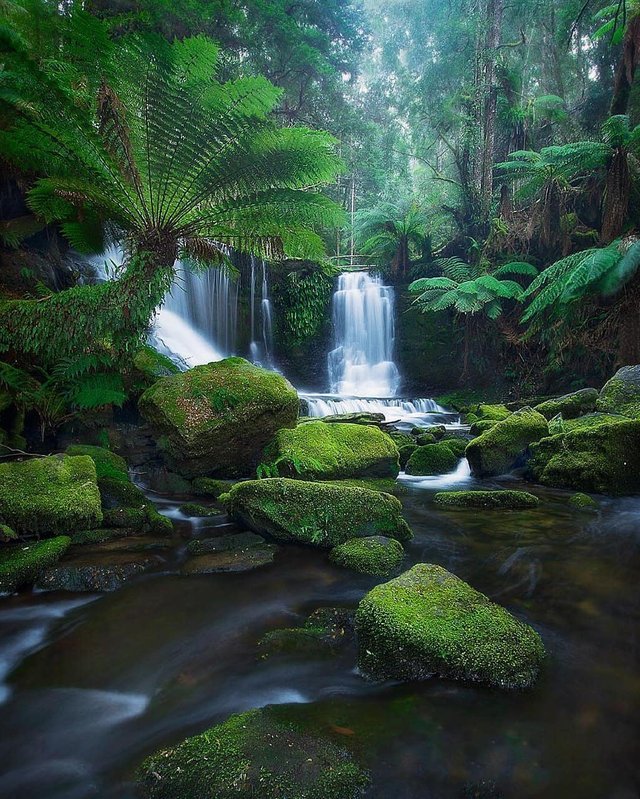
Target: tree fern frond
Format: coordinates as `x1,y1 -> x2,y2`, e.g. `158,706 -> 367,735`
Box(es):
492,261 -> 539,278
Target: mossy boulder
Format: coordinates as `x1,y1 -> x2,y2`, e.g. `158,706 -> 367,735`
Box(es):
187,532 -> 267,555
474,404 -> 511,422
314,411 -> 385,426
355,563 -> 545,689
439,437 -> 468,459
136,705 -> 369,799
179,502 -> 218,517
191,477 -> 234,498
258,608 -> 355,659
597,365 -> 640,417
98,477 -> 147,509
0,524 -> 17,543
330,536 -> 404,576
434,490 -> 540,510
0,536 -> 71,593
569,492 -> 599,509
261,421 -> 399,480
388,430 -> 415,449
398,444 -> 417,469
534,388 -> 598,420
181,545 -> 275,574
529,417 -> 640,494
133,344 -> 180,383
139,358 -> 299,477
65,444 -> 128,481
415,432 -> 437,446
102,506 -> 172,535
465,407 -> 548,478
37,552 -> 159,592
405,442 -> 458,476
226,479 -> 412,548
469,419 -> 497,436
0,455 -> 102,534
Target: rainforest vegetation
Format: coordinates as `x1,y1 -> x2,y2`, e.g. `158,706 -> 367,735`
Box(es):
1,2 -> 640,799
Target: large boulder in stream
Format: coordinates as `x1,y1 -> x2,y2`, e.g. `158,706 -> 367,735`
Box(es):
528,415 -> 640,494
136,705 -> 369,799
465,407 -> 548,477
0,537 -> 71,593
0,455 -> 102,534
534,388 -> 598,420
139,358 -> 299,477
597,365 -> 640,417
355,564 -> 545,690
261,421 -> 399,480
405,442 -> 458,475
224,478 -> 412,548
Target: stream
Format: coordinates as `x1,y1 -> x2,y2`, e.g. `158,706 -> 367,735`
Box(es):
0,468 -> 638,798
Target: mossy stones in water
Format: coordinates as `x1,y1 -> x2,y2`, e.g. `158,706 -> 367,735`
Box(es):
355,563 -> 545,689
398,443 -> 417,469
534,388 -> 598,421
465,407 -> 548,478
226,479 -> 412,548
0,455 -> 102,534
0,536 -> 71,593
65,444 -> 128,482
434,490 -> 539,510
182,531 -> 275,574
187,532 -> 267,555
139,357 -> 299,478
36,551 -> 160,592
258,608 -> 355,660
440,436 -> 468,459
261,421 -> 400,480
330,536 -> 404,576
136,705 -> 369,799
597,365 -> 640,417
191,477 -> 234,499
415,432 -> 437,446
405,442 -> 458,476
569,492 -> 599,509
179,503 -> 219,517
469,419 -> 497,436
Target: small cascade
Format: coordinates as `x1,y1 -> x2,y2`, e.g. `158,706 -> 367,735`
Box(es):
328,271 -> 399,397
248,256 -> 275,368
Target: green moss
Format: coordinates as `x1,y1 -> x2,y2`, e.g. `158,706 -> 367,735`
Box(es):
191,477 -> 234,498
257,627 -> 331,658
0,455 -> 102,534
98,476 -> 147,509
415,433 -> 437,446
102,506 -> 172,535
65,444 -> 128,481
465,407 -> 548,478
534,388 -> 598,420
434,490 -> 540,509
321,478 -> 406,496
139,358 -> 299,477
261,421 -> 399,480
330,536 -> 404,576
529,417 -> 640,494
405,443 -> 458,476
439,437 -> 468,459
133,344 -> 180,381
0,524 -> 17,542
387,430 -> 415,449
597,366 -> 640,417
435,389 -> 489,411
476,404 -> 511,421
136,705 -> 369,799
226,478 -> 412,548
355,563 -> 545,689
0,536 -> 71,593
469,419 -> 497,435
179,503 -> 218,517
313,411 -> 385,426
71,528 -> 139,545
569,492 -> 599,509
398,444 -> 417,469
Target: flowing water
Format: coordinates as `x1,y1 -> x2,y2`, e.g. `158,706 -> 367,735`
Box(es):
0,471 -> 638,799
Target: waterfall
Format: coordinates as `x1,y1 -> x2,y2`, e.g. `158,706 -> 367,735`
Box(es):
328,271 -> 400,397
248,256 -> 275,368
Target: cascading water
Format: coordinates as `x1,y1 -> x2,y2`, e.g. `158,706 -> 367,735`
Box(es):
248,256 -> 275,368
328,271 -> 399,397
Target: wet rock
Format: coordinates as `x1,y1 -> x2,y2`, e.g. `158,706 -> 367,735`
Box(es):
465,407 -> 548,478
261,420 -> 399,480
0,536 -> 71,593
312,411 -> 386,426
139,357 -> 299,477
65,444 -> 128,481
0,455 -> 102,534
434,490 -> 540,509
568,492 -> 599,509
187,531 -> 267,555
136,705 -> 369,799
179,503 -> 218,517
398,443 -> 417,469
415,432 -> 437,446
181,546 -> 275,574
226,478 -> 412,548
36,552 -> 159,592
405,442 -> 458,475
355,563 -> 545,689
258,609 -> 355,659
534,388 -> 598,420
597,364 -> 640,417
330,536 -> 404,576
191,477 -> 234,498
440,437 -> 468,459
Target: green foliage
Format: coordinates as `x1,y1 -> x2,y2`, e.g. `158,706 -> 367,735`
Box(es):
354,197 -> 429,273
273,262 -> 337,346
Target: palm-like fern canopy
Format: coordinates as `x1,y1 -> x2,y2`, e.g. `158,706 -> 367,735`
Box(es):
354,198 -> 429,272
1,25 -> 345,266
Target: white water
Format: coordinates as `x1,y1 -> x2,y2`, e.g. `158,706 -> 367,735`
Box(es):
398,458 -> 472,490
328,271 -> 399,397
151,308 -> 224,368
248,256 -> 275,368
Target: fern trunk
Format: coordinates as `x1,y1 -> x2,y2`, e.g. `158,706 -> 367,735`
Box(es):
602,148 -> 631,244
616,269 -> 640,365
611,14 -> 640,116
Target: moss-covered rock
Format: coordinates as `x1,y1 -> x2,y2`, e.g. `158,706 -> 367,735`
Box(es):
139,358 -> 299,477
330,536 -> 404,576
528,417 -> 640,494
387,430 -> 415,449
37,552 -> 159,592
398,443 -> 417,469
313,411 -> 385,426
597,365 -> 640,417
434,490 -> 540,510
405,442 -> 458,476
0,455 -> 102,534
322,478 -> 406,496
179,503 -> 218,517
136,705 -> 369,799
465,408 -> 548,478
191,477 -> 234,498
97,476 -> 147,509
439,437 -> 468,459
261,421 -> 399,480
415,432 -> 437,446
258,608 -> 355,659
133,344 -> 180,382
569,492 -> 599,509
0,536 -> 71,593
534,388 -> 598,420
71,527 -> 140,545
181,546 -> 275,574
0,524 -> 17,543
355,563 -> 545,689
187,532 -> 267,555
65,444 -> 128,481
226,479 -> 412,548
469,419 -> 497,436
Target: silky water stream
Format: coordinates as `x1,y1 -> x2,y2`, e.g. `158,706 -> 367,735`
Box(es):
0,466 -> 638,798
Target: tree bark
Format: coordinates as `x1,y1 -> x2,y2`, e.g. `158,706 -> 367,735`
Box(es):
610,13 -> 640,115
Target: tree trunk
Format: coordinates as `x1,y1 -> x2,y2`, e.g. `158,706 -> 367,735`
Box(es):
616,269 -> 640,365
602,148 -> 631,243
610,13 -> 640,115
479,0 -> 504,220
